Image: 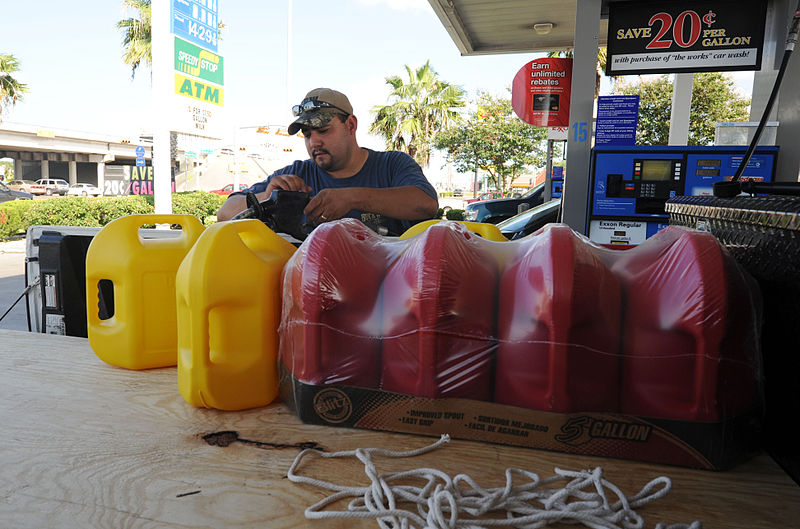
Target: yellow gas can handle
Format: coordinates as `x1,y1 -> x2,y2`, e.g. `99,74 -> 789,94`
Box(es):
399,220 -> 508,241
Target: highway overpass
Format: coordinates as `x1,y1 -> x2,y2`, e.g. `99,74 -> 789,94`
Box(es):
0,121 -> 154,195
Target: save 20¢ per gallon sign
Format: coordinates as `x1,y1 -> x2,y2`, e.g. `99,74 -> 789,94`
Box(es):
606,0 -> 767,76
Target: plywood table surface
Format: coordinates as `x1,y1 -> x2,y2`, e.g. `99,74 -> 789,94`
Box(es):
1,329 -> 798,528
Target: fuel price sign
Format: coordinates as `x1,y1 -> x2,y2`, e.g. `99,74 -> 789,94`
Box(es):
172,0 -> 219,53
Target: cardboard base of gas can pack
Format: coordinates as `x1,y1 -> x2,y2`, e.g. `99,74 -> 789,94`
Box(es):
279,364 -> 762,471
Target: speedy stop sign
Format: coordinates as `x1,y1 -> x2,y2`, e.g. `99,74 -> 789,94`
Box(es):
512,58 -> 573,127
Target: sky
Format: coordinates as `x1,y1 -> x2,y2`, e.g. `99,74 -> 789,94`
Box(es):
2,0 -> 754,153
1,0 -> 550,150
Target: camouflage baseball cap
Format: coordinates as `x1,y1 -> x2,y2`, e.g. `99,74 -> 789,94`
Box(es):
288,88 -> 353,135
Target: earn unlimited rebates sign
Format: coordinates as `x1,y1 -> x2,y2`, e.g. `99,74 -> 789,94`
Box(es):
512,58 -> 572,127
606,0 -> 767,76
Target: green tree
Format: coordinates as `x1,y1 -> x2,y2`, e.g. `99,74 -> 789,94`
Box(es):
117,0 -> 152,79
370,61 -> 465,167
0,160 -> 13,181
0,53 -> 28,119
434,92 -> 547,194
616,72 -> 750,146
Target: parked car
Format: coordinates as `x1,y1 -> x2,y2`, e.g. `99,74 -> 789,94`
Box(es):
464,183 -> 546,224
452,188 -> 463,197
28,181 -> 47,195
6,179 -> 37,193
0,182 -> 34,203
463,191 -> 504,205
66,183 -> 102,197
496,198 -> 562,239
210,183 -> 250,196
34,178 -> 70,196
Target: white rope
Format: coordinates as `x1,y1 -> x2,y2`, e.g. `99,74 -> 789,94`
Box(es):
287,434 -> 702,529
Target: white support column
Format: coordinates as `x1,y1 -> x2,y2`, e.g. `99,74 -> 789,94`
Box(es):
750,0 -> 788,121
14,158 -> 23,180
68,160 -> 78,185
97,162 -> 105,195
152,0 -> 173,214
41,160 -> 49,179
668,73 -> 694,145
562,0 -> 601,235
775,31 -> 800,182
757,0 -> 800,182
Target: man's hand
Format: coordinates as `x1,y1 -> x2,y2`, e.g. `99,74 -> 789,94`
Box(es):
216,175 -> 311,221
304,186 -> 438,225
304,188 -> 354,224
265,174 -> 312,195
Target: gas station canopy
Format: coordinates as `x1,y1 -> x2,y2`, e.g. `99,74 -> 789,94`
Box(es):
427,0 -> 610,55
426,0 -> 800,237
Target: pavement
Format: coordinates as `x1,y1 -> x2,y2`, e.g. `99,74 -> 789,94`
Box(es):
0,238 -> 30,332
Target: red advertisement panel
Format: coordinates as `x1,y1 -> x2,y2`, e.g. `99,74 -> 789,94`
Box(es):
512,58 -> 573,127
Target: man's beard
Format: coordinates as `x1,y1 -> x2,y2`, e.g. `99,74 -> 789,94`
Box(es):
312,148 -> 337,171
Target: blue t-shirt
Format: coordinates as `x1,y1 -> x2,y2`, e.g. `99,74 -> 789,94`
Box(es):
243,149 -> 437,235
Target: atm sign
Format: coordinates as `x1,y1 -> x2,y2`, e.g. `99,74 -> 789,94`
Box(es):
174,73 -> 224,106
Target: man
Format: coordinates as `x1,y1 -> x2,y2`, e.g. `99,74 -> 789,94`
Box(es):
217,88 -> 439,236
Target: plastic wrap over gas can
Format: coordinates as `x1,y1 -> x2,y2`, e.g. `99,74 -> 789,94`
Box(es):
279,219 -> 397,388
85,214 -> 205,370
176,219 -> 297,410
611,227 -> 763,421
381,222 -> 498,400
280,220 -> 763,424
495,224 -> 622,412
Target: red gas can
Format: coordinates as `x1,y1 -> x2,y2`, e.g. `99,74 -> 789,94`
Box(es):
494,225 -> 622,412
381,222 -> 499,400
280,219 -> 391,388
614,227 -> 761,421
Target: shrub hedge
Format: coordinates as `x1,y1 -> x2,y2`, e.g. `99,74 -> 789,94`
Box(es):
1,192 -> 462,240
445,208 -> 465,221
0,192 -> 226,240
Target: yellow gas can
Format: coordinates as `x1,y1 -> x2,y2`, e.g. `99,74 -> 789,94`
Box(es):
176,219 -> 297,410
85,214 -> 205,369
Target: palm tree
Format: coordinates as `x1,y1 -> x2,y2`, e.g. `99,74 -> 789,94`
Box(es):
547,48 -> 609,100
370,61 -> 465,167
117,0 -> 152,79
0,54 -> 28,119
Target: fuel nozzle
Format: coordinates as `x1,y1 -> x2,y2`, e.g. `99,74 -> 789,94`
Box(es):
712,180 -> 744,198
713,179 -> 800,198
232,190 -> 311,241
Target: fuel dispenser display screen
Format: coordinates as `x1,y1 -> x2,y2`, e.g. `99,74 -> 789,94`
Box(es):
640,160 -> 672,180
588,146 -> 778,246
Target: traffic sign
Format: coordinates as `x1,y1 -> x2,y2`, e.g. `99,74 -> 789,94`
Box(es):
172,0 -> 219,53
136,157 -> 146,167
135,145 -> 146,157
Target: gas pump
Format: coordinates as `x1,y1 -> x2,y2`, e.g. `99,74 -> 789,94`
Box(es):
586,145 -> 778,246
551,165 -> 564,198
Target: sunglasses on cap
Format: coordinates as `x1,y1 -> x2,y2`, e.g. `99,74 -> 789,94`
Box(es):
292,99 -> 350,117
